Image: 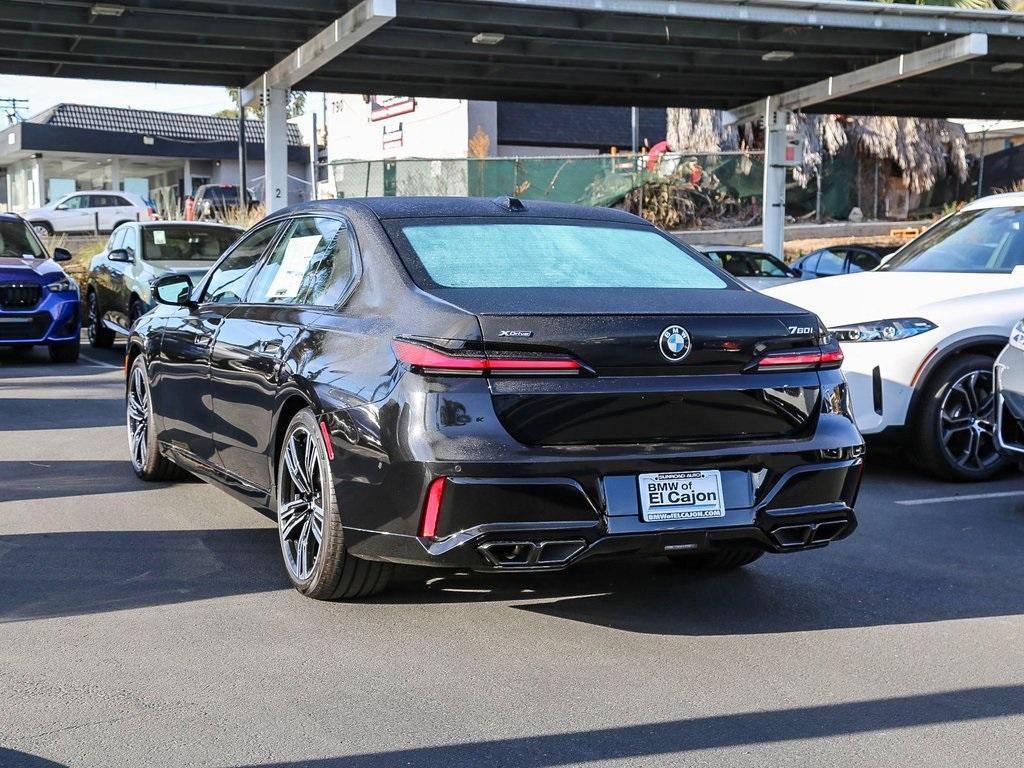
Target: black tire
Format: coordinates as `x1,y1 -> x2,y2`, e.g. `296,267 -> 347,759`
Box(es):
668,547 -> 764,571
127,356 -> 188,481
86,291 -> 115,349
129,299 -> 148,327
908,353 -> 1010,482
276,409 -> 392,600
31,221 -> 53,237
48,336 -> 80,363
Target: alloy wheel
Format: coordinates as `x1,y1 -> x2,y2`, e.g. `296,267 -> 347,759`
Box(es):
278,426 -> 326,581
939,369 -> 999,473
126,365 -> 150,472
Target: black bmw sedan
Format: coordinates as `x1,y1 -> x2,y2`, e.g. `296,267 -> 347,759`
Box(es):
127,197 -> 863,600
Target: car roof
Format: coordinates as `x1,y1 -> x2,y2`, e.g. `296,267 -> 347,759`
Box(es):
265,197 -> 646,225
136,220 -> 242,230
963,191 -> 1024,210
0,212 -> 27,223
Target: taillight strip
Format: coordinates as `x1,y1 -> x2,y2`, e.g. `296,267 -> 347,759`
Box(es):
757,347 -> 844,370
393,340 -> 580,375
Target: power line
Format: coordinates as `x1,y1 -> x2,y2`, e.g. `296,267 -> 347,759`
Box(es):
0,98 -> 29,125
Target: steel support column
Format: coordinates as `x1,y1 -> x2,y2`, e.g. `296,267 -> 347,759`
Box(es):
761,97 -> 788,260
264,85 -> 288,213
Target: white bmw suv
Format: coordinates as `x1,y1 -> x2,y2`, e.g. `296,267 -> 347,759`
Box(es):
767,192 -> 1024,481
25,190 -> 156,236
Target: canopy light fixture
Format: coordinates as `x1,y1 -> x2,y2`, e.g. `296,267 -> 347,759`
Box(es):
472,32 -> 505,45
90,3 -> 126,16
762,50 -> 795,62
992,62 -> 1024,73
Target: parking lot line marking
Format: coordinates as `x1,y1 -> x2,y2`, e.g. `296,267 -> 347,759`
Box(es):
78,353 -> 120,369
895,490 -> 1024,506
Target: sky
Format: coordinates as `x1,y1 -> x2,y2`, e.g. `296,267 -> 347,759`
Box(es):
0,75 -> 236,120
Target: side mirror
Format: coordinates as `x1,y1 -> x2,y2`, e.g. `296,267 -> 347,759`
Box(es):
108,248 -> 132,263
153,274 -> 194,307
790,266 -> 802,277
52,247 -> 73,263
55,204 -> 68,211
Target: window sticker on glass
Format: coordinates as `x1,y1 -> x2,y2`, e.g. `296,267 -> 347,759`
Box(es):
265,235 -> 321,300
153,230 -> 166,245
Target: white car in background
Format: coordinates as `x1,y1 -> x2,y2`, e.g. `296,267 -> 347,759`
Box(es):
25,190 -> 157,236
767,192 -> 1024,481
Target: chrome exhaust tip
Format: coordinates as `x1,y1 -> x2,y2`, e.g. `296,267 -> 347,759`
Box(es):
477,539 -> 586,568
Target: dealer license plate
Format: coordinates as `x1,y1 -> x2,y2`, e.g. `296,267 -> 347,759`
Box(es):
638,470 -> 726,522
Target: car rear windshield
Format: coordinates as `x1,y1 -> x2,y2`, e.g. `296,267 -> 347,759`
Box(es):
392,220 -> 729,289
880,206 -> 1024,273
142,226 -> 239,262
0,221 -> 45,259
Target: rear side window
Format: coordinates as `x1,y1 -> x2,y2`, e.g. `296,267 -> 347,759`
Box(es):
247,217 -> 354,306
395,221 -> 728,289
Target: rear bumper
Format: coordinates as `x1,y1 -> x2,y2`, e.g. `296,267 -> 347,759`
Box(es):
341,457 -> 862,572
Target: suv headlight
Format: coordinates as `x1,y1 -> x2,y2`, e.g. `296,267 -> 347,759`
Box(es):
47,277 -> 77,293
831,318 -> 936,342
1010,319 -> 1024,351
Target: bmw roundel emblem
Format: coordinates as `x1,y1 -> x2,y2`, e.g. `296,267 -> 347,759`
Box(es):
659,325 -> 691,363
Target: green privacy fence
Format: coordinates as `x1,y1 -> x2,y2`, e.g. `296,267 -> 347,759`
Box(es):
330,152 -> 859,223
331,152 -> 762,204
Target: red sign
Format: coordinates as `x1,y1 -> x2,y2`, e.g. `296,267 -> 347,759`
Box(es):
370,96 -> 416,122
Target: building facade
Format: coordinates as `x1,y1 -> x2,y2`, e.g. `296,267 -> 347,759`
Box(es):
1,104 -> 311,214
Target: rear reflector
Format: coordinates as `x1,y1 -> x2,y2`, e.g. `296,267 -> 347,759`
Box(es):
318,420 -> 335,461
393,339 -> 580,375
757,347 -> 843,371
420,477 -> 446,539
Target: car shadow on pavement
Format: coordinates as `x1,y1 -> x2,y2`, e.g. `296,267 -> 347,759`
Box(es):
0,398 -> 123,431
0,749 -> 69,767
230,685 -> 1024,768
0,527 -> 287,622
0,460 -> 191,503
378,493 -> 1024,635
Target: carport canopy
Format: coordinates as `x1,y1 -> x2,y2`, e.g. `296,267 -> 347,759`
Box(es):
4,0 -> 1024,247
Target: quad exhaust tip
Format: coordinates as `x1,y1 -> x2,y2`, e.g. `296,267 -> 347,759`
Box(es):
771,519 -> 849,548
478,539 -> 587,568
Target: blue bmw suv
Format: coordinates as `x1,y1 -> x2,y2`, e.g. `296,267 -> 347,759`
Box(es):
0,213 -> 81,362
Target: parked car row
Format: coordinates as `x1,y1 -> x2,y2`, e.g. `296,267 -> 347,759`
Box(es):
8,192 -> 1024,603
696,243 -> 895,288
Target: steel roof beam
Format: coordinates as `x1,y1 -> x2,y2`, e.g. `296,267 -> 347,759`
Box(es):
468,0 -> 1024,37
240,0 -> 395,106
724,33 -> 989,125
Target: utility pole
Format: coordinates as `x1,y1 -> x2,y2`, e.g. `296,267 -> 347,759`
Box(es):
0,98 -> 29,124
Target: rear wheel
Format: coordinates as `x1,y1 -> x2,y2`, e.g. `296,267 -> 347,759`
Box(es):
909,354 -> 1010,481
87,291 -> 114,349
276,409 -> 392,600
127,357 -> 187,481
668,547 -> 763,571
48,336 -> 80,363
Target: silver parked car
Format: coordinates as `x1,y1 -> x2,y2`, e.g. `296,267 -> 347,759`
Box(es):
695,244 -> 800,290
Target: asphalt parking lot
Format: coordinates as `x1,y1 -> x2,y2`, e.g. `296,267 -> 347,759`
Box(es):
2,340 -> 1023,768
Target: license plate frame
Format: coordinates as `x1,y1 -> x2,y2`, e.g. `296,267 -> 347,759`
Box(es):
638,470 -> 726,522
